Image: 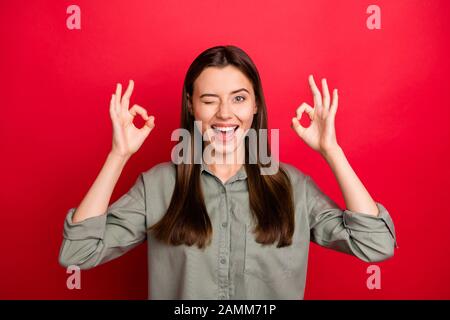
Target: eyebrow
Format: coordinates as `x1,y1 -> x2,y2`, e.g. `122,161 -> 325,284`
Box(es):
199,88 -> 249,99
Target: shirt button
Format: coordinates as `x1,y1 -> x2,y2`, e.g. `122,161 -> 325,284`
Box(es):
220,258 -> 226,264
221,222 -> 227,228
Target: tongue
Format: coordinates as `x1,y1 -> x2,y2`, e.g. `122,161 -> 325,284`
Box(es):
217,130 -> 234,142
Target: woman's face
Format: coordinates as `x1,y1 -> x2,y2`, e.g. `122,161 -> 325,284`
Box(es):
189,65 -> 257,157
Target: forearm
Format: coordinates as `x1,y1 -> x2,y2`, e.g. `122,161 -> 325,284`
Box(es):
322,146 -> 379,217
71,151 -> 130,223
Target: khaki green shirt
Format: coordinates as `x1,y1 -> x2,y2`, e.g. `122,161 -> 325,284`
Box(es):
59,161 -> 397,299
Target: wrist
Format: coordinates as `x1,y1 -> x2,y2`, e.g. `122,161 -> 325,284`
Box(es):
108,150 -> 131,163
321,145 -> 343,161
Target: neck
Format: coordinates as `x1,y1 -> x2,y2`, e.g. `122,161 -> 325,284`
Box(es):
204,146 -> 245,183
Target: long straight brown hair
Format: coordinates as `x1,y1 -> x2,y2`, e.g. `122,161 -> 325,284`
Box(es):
148,45 -> 295,249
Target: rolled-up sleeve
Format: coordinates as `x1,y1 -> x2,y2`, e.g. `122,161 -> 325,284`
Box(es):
305,174 -> 398,263
58,173 -> 147,270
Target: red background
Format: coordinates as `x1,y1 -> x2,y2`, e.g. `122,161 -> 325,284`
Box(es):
1,0 -> 449,299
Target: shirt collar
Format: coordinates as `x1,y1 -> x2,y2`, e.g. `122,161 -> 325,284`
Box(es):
200,161 -> 248,181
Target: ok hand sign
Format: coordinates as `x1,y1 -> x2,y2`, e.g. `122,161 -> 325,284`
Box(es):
110,80 -> 155,158
291,75 -> 340,156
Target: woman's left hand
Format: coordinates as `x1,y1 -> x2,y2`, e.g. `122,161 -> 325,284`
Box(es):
291,74 -> 341,157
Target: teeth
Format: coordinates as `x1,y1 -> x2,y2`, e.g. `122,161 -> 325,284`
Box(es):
212,126 -> 237,132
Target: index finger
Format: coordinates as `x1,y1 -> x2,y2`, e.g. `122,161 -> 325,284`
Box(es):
308,74 -> 322,107
115,83 -> 122,113
122,80 -> 134,103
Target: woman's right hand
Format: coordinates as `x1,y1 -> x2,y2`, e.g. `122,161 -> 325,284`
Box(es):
109,80 -> 155,158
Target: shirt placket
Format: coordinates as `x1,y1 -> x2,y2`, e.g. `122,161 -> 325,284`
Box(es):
218,184 -> 230,300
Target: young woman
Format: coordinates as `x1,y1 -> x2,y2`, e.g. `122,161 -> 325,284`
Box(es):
58,45 -> 397,299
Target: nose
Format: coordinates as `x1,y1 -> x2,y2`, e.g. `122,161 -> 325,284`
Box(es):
216,101 -> 233,119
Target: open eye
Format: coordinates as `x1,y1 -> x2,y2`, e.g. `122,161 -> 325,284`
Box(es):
234,95 -> 246,103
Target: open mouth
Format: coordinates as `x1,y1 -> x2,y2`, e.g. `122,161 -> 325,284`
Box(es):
211,125 -> 239,143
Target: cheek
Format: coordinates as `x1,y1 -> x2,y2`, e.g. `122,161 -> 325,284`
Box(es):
235,108 -> 255,127
193,107 -> 213,122
193,108 -> 216,136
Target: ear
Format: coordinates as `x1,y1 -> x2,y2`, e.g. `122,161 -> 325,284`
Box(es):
253,104 -> 258,114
